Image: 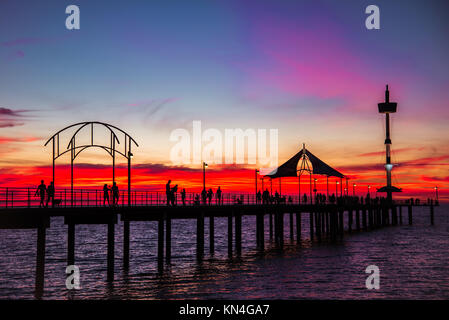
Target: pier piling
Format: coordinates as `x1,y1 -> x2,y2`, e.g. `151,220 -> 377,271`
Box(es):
35,226 -> 46,299
158,218 -> 164,269
362,208 -> 367,230
166,216 -> 171,262
123,221 -> 130,270
430,204 -> 434,226
228,213 -> 233,258
296,212 -> 301,242
196,213 -> 204,260
235,213 -> 242,255
309,212 -> 314,241
67,223 -> 75,266
107,222 -> 115,282
289,213 -> 294,241
209,215 -> 214,255
408,205 -> 413,225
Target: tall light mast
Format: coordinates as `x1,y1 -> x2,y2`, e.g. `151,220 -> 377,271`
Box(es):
378,85 -> 400,202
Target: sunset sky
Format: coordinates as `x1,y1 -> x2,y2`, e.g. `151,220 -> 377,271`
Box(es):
1,0 -> 448,200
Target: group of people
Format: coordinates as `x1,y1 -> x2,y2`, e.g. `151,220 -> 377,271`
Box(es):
35,180 -> 55,208
103,182 -> 120,206
257,189 -> 287,205
165,180 -> 223,206
165,180 -> 183,206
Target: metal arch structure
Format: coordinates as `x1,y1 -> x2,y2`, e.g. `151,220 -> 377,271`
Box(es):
297,144 -> 313,204
44,121 -> 139,206
296,144 -> 343,203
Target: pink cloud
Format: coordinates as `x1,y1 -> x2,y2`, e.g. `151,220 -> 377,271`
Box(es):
254,26 -> 376,106
359,147 -> 425,157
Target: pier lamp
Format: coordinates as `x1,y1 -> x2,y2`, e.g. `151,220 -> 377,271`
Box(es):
353,183 -> 356,196
128,151 -> 133,207
336,181 -> 339,197
378,85 -> 400,203
203,162 -> 208,191
255,169 -> 259,202
344,187 -> 347,195
313,178 -> 318,201
435,186 -> 439,203
368,185 -> 371,196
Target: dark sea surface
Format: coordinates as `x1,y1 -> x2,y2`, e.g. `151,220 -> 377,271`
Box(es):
0,204 -> 448,299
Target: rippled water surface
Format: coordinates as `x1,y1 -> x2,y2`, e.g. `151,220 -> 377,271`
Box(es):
1,205 -> 448,299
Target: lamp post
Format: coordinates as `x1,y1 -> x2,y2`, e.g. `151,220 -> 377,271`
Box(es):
435,186 -> 439,203
353,183 -> 356,196
313,178 -> 317,203
336,180 -> 339,197
368,185 -> 371,197
128,151 -> 133,206
255,169 -> 259,202
202,162 -> 208,191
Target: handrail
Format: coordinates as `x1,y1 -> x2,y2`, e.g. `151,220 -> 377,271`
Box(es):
0,187 -> 436,209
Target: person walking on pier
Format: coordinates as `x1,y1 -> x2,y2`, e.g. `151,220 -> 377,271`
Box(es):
216,186 -> 222,205
35,180 -> 46,208
262,189 -> 269,204
201,189 -> 207,205
112,182 -> 119,206
256,190 -> 261,204
181,188 -> 186,206
166,180 -> 171,206
171,184 -> 178,206
207,188 -> 213,205
46,181 -> 55,208
103,184 -> 110,206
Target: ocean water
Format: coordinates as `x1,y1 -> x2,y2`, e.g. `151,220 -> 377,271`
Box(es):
0,204 -> 448,300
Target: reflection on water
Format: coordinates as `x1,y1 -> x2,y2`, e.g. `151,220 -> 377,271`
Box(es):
0,205 -> 448,299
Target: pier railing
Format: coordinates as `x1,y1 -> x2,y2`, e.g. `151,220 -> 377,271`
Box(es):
0,187 -> 298,208
0,187 -> 434,209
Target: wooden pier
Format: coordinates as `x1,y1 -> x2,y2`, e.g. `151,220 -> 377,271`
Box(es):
0,201 -> 438,298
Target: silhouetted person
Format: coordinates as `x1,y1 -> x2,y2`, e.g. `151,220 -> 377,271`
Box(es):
201,189 -> 207,205
274,191 -> 279,204
35,180 -> 46,208
303,193 -> 307,204
194,194 -> 200,205
46,181 -> 55,208
181,188 -> 186,206
112,182 -> 119,206
256,190 -> 261,204
207,188 -> 213,205
216,186 -> 222,205
262,189 -> 269,204
103,184 -> 110,206
166,180 -> 171,206
171,184 -> 178,206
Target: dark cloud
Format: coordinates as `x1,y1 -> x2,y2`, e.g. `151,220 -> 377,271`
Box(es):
0,121 -> 24,128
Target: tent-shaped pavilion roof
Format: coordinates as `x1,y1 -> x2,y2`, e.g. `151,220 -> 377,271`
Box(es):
264,148 -> 345,179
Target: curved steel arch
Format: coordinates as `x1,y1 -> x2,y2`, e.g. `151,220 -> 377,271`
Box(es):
44,121 -> 139,206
